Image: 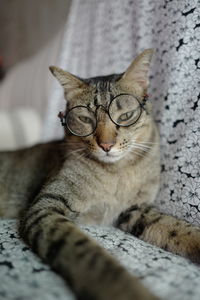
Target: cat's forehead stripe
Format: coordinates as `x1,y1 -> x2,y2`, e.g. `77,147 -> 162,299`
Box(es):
96,82 -> 102,105
94,81 -> 114,106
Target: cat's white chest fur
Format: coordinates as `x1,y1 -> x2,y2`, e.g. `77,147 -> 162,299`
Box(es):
76,161 -> 158,226
66,148 -> 159,226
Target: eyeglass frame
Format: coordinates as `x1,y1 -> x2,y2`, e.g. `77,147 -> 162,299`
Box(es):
58,93 -> 149,137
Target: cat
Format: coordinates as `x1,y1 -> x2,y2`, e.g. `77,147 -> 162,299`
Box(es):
0,49 -> 200,300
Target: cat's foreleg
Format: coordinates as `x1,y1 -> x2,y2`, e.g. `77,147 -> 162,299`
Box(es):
19,193 -> 159,300
117,203 -> 200,264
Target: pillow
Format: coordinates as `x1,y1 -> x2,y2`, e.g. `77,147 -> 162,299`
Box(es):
0,109 -> 42,150
0,27 -> 64,120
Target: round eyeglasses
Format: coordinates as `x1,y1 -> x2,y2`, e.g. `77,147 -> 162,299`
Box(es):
58,93 -> 148,137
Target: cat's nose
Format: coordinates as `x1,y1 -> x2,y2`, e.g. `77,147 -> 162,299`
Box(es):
99,143 -> 114,152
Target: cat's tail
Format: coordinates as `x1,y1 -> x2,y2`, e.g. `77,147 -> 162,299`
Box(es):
20,193 -> 159,300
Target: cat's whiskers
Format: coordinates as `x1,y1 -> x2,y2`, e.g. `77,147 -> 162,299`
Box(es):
131,143 -> 152,153
65,141 -> 84,144
129,142 -> 155,159
132,146 -> 150,153
133,142 -> 153,149
75,151 -> 90,160
65,148 -> 86,159
65,143 -> 84,148
132,149 -> 147,158
58,142 -> 84,151
132,141 -> 153,149
136,144 -> 152,150
138,141 -> 158,146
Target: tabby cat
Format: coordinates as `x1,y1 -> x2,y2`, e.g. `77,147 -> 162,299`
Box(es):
1,49 -> 200,300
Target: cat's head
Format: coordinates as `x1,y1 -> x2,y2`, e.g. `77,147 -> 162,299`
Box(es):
49,49 -> 155,163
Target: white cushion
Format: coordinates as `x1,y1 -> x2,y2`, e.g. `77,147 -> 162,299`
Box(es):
0,27 -> 64,119
0,109 -> 42,150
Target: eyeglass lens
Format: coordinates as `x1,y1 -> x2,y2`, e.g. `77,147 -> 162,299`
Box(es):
66,106 -> 97,136
109,94 -> 142,126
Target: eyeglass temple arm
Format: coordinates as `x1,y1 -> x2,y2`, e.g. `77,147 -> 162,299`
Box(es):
141,94 -> 149,107
58,111 -> 66,126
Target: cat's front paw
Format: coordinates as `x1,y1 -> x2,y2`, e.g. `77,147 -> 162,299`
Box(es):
117,204 -> 200,265
168,221 -> 200,264
116,204 -> 148,234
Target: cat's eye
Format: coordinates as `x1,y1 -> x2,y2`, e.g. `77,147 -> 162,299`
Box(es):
109,94 -> 142,127
79,116 -> 93,124
118,111 -> 135,122
66,106 -> 97,137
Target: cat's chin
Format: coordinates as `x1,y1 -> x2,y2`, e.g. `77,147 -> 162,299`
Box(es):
99,156 -> 122,163
93,152 -> 125,163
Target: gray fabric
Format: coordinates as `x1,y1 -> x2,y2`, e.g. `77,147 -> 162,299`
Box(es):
1,219 -> 200,300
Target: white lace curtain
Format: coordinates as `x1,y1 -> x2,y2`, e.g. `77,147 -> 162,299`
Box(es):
43,0 -> 200,225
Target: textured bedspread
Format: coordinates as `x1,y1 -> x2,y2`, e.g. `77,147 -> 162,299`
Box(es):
1,220 -> 200,300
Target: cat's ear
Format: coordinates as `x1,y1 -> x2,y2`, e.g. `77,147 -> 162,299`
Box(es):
49,66 -> 88,99
119,49 -> 154,91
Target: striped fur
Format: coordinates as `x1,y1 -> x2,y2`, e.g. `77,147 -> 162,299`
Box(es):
1,49 -> 200,299
19,196 -> 158,300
